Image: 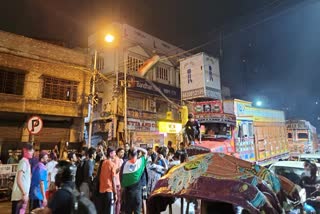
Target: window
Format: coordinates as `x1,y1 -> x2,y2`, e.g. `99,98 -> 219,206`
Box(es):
238,122 -> 253,138
128,96 -> 144,110
127,55 -> 144,74
97,56 -> 104,71
0,69 -> 25,95
288,133 -> 292,138
156,66 -> 169,81
42,76 -> 78,101
298,133 -> 308,139
92,55 -> 104,71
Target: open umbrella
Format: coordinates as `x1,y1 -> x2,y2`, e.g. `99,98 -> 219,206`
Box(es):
148,153 -> 299,214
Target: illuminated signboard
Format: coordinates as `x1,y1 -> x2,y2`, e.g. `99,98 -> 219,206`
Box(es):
158,121 -> 182,133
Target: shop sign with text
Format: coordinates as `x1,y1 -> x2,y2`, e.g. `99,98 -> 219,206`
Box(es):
158,121 -> 182,134
128,118 -> 156,132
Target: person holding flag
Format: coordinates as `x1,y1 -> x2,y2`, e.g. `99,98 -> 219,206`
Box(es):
120,147 -> 147,214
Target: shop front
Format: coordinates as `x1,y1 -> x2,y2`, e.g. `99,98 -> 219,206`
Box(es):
127,118 -> 164,148
158,121 -> 182,149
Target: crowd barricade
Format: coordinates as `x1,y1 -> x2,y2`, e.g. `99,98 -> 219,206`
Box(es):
0,164 -> 18,201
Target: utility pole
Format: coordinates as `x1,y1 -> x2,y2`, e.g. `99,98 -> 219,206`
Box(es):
88,50 -> 98,148
124,53 -> 128,144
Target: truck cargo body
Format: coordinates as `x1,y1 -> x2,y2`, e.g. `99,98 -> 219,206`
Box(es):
224,99 -> 289,165
286,120 -> 318,154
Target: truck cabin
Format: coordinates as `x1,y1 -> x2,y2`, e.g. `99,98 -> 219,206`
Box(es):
201,123 -> 232,140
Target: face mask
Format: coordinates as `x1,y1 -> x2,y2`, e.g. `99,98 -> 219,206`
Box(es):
305,170 -> 311,177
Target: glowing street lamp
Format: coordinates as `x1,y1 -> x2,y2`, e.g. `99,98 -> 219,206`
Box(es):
256,100 -> 263,107
105,34 -> 115,43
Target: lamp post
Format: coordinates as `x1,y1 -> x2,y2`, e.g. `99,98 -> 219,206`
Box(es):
87,34 -> 114,148
124,55 -> 128,144
88,50 -> 97,148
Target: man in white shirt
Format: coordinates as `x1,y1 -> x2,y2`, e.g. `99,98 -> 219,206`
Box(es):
46,152 -> 58,198
11,143 -> 34,214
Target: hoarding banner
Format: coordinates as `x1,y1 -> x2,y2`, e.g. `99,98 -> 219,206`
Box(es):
180,53 -> 222,100
180,54 -> 204,100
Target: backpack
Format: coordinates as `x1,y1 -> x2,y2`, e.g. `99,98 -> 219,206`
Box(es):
62,186 -> 97,214
75,159 -> 87,189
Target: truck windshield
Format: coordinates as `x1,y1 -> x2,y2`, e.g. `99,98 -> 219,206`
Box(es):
202,123 -> 232,139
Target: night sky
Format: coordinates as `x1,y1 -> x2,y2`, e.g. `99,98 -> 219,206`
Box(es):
1,0 -> 320,129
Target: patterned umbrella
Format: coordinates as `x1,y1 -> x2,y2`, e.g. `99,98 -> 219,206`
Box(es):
148,153 -> 299,214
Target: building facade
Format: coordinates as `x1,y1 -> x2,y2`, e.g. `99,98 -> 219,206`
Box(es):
0,31 -> 91,162
87,23 -> 186,147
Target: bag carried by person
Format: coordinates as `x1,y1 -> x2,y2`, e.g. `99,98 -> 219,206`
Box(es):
62,186 -> 97,214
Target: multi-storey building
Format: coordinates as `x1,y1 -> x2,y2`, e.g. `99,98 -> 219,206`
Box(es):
88,23 -> 187,147
0,31 -> 91,162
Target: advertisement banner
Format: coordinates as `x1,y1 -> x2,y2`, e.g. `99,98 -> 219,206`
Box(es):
180,53 -> 222,100
180,53 -> 205,100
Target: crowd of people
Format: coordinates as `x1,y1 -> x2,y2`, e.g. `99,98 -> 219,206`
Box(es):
10,140 -> 189,214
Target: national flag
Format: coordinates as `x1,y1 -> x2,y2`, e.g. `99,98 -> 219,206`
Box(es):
121,156 -> 147,187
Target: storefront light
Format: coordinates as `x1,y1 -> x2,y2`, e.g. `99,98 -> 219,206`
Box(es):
158,121 -> 182,133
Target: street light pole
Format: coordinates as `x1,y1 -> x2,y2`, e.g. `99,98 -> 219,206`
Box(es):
88,50 -> 98,148
124,55 -> 128,144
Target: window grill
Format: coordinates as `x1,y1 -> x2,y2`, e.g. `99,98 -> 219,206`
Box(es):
0,69 -> 25,95
42,76 -> 78,102
156,66 -> 169,81
127,55 -> 144,73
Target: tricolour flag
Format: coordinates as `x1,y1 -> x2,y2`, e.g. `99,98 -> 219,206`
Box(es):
138,55 -> 160,77
121,156 -> 147,187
